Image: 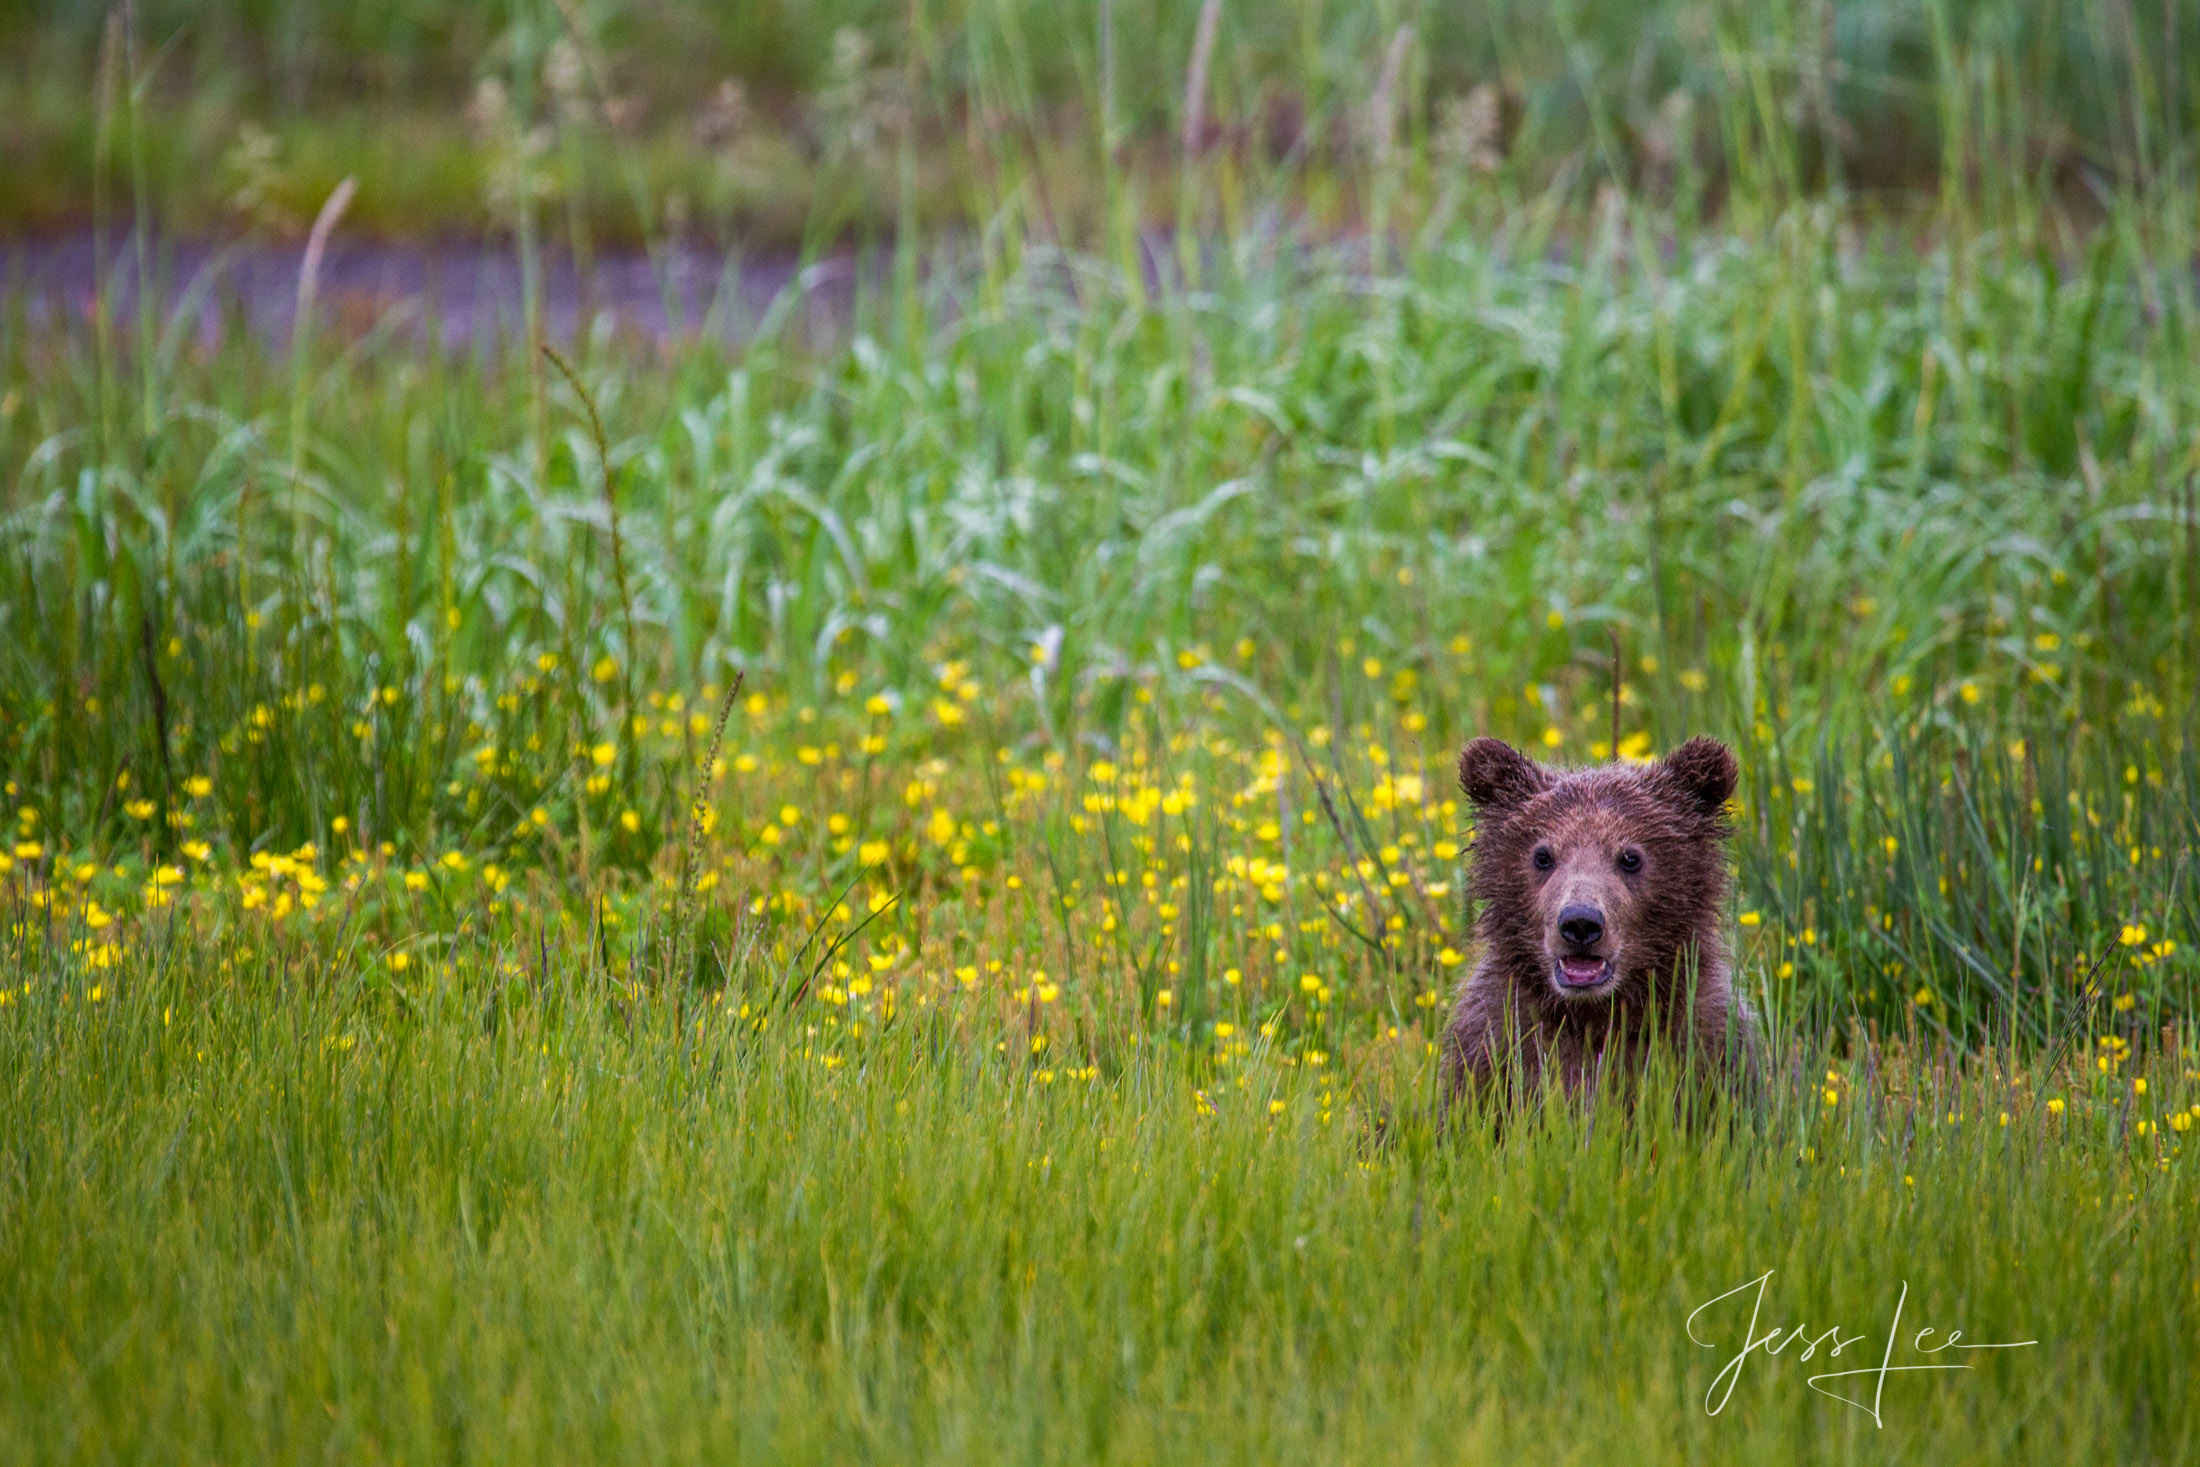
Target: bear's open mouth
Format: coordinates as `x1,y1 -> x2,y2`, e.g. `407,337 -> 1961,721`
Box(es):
1553,955 -> 1613,990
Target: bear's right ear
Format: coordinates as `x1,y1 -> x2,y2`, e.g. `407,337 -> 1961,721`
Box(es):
1657,735 -> 1738,817
1457,737 -> 1550,813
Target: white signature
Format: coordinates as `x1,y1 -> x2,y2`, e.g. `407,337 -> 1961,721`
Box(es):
1686,1270 -> 2036,1427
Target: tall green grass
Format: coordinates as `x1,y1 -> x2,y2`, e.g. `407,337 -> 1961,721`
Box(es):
2,933 -> 2193,1462
3,188 -> 2193,1037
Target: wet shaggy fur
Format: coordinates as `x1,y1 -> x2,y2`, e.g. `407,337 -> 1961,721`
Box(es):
1441,735 -> 1762,1111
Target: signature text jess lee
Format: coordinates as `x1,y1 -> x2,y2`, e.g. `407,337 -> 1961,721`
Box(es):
1686,1270 -> 2035,1427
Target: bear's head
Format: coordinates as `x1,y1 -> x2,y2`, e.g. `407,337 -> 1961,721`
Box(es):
1456,735 -> 1737,1009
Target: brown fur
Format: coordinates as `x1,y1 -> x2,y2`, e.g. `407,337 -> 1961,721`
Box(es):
1441,735 -> 1762,1113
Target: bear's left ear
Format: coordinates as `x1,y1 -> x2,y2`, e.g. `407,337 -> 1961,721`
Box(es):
1658,736 -> 1737,817
1458,737 -> 1551,813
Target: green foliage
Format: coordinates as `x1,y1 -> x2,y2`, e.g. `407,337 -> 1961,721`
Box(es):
0,938 -> 2194,1463
3,185 -> 2195,1039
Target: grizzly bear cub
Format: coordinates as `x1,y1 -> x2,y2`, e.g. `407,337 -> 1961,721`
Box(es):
1442,735 -> 1761,1111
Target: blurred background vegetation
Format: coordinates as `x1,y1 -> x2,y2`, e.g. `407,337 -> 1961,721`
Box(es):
1,0 -> 2192,244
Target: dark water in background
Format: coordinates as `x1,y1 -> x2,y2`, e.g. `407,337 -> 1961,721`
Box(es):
2,233 -> 876,353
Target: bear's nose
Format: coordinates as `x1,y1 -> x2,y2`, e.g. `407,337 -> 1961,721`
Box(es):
1557,904 -> 1604,948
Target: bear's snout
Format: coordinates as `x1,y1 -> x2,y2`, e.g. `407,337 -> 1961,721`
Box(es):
1544,865 -> 1626,995
1556,904 -> 1604,949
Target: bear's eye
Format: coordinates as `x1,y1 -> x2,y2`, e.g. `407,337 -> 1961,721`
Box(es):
1531,846 -> 1555,872
1616,848 -> 1642,874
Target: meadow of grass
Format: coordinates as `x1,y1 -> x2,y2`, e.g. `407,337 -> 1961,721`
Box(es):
3,959 -> 2193,1461
3,2 -> 2200,1462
